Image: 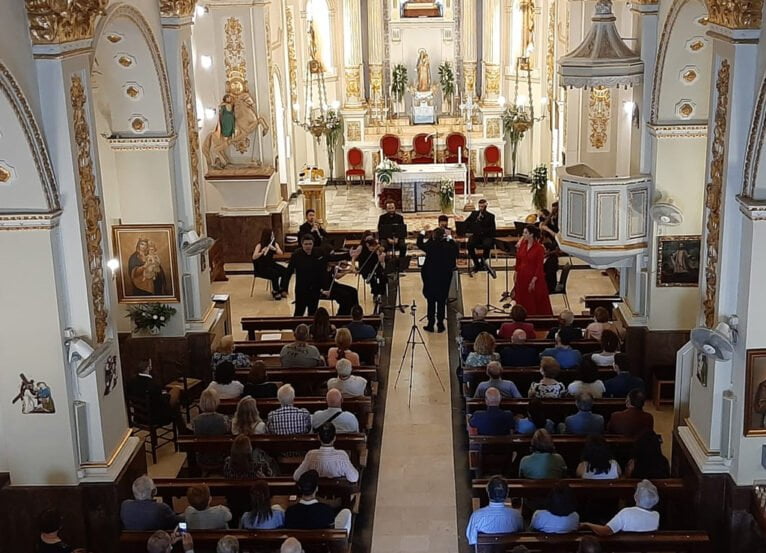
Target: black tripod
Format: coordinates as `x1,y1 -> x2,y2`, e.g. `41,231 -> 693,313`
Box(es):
483,256 -> 506,314
394,300 -> 445,406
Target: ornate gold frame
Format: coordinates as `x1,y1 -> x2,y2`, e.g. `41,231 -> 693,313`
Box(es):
656,235 -> 701,287
744,349 -> 766,437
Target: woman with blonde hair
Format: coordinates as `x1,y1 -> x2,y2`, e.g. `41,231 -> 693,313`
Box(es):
211,335 -> 252,372
464,331 -> 500,368
326,328 -> 360,368
232,396 -> 266,435
192,388 -> 230,470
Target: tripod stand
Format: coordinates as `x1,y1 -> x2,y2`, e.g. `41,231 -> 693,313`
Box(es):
394,300 -> 445,406
384,251 -> 409,314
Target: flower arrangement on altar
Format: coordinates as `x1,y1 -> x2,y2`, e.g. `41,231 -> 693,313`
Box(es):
502,104 -> 533,178
127,303 -> 177,335
531,164 -> 548,211
375,158 -> 402,185
439,178 -> 455,212
323,109 -> 343,181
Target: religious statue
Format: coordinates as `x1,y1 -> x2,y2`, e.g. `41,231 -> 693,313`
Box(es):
416,49 -> 431,92
307,19 -> 324,74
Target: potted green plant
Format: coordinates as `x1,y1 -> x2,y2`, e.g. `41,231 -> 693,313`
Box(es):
438,61 -> 455,114
391,64 -> 408,117
127,303 -> 177,335
531,164 -> 548,211
323,109 -> 343,183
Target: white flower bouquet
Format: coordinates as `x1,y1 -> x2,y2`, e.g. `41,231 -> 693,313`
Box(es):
126,303 -> 177,334
375,158 -> 402,185
439,178 -> 455,212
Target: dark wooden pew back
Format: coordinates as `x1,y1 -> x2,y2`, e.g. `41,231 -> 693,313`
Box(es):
242,315 -> 382,340
474,531 -> 711,553
462,367 -> 615,397
218,397 -> 372,429
465,398 -> 626,423
235,340 -> 379,364
120,530 -> 349,553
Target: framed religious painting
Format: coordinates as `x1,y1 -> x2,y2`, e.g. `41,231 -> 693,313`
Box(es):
744,350 -> 766,436
656,235 -> 701,287
112,224 -> 181,304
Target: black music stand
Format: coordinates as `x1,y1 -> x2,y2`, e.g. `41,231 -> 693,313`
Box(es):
380,223 -> 408,313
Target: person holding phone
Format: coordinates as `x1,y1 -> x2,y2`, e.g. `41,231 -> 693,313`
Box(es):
146,529 -> 195,553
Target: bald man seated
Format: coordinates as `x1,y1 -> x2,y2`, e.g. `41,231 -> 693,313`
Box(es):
468,387 -> 515,435
311,389 -> 360,433
500,329 -> 541,367
281,537 -> 303,553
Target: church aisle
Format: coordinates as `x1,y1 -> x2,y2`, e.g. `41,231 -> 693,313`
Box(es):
371,275 -> 460,553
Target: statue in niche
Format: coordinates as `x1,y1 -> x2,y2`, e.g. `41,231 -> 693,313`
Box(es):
307,19 -> 324,74
416,49 -> 432,92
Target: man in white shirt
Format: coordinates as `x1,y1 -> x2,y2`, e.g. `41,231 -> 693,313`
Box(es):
465,476 -> 524,545
311,389 -> 360,433
327,359 -> 367,398
580,479 -> 660,535
293,423 -> 360,483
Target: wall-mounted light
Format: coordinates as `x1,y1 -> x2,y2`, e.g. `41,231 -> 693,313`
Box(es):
623,101 -> 640,128
516,95 -> 529,107
205,108 -> 217,120
540,96 -> 549,106
200,55 -> 212,70
330,100 -> 340,110
498,95 -> 507,107
107,258 -> 119,278
623,101 -> 636,116
195,5 -> 208,17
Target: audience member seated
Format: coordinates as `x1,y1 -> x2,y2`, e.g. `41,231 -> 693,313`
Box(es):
327,359 -> 368,398
580,479 -> 660,535
465,332 -> 501,368
528,357 -> 566,398
469,387 -> 516,436
192,388 -> 231,469
309,307 -> 336,341
281,537 -> 303,553
624,431 -> 670,479
498,305 -> 536,340
280,324 -> 324,368
38,508 -> 85,553
126,359 -> 190,434
224,434 -> 278,479
267,384 -> 312,434
346,305 -> 377,340
562,393 -> 604,435
293,423 -> 360,482
606,389 -> 654,438
121,475 -> 180,530
515,398 -> 555,435
603,353 -> 645,398
465,476 -> 524,545
312,389 -> 360,433
576,435 -> 621,480
567,358 -> 606,398
327,328 -> 361,368
184,483 -> 232,530
591,330 -> 619,367
578,536 -> 602,553
584,307 -> 618,341
461,304 -> 497,342
540,332 -> 583,370
212,335 -> 253,372
240,481 -> 285,529
529,482 -> 580,534
500,329 -> 541,367
215,536 -> 239,553
232,396 -> 267,435
519,429 -> 567,479
207,361 -> 244,400
474,361 -> 522,399
546,309 -> 584,341
146,530 -> 193,553
242,360 -> 279,398
284,470 -> 353,531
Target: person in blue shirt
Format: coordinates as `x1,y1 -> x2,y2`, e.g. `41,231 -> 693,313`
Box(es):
466,476 -> 524,545
344,305 -> 377,341
469,387 -> 515,435
603,353 -> 645,398
515,398 -> 556,435
561,393 -> 605,435
540,332 -> 583,370
474,361 -> 522,399
529,482 -> 580,533
500,329 -> 541,367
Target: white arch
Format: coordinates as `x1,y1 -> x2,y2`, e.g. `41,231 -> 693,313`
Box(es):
743,75 -> 766,197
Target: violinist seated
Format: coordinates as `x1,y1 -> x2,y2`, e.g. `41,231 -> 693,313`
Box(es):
351,234 -> 388,304
320,258 -> 359,316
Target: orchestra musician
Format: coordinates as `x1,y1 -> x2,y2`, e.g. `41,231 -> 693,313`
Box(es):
377,201 -> 407,258
417,226 -> 458,332
438,214 -> 450,231
353,234 -> 388,304
464,198 -> 496,273
320,259 -> 359,316
286,234 -> 350,316
251,228 -> 289,300
298,208 -> 328,248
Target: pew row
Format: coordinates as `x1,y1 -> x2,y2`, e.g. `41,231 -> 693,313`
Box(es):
464,398 -> 626,423
235,340 -> 379,365
462,367 -> 615,397
120,530 -> 349,553
235,367 -> 379,396
218,397 -> 373,430
242,315 -> 382,340
460,339 -> 601,356
458,315 -> 593,331
474,531 -> 711,553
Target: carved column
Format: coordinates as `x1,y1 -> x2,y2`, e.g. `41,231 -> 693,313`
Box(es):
343,0 -> 364,106
481,0 -> 502,104
463,0 -> 478,98
367,0 -> 384,101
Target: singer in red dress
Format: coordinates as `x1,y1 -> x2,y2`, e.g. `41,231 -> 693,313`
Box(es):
513,225 -> 553,316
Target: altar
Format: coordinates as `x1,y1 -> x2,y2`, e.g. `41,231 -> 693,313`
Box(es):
379,163 -> 467,212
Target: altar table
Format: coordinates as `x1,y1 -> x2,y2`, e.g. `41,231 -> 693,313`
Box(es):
380,163 -> 468,212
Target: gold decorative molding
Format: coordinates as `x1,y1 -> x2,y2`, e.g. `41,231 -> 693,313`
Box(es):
702,60 -> 730,328
118,55 -> 134,68
704,0 -> 763,30
484,64 -> 500,96
682,69 -> 698,83
588,88 -> 611,150
0,211 -> 62,231
347,121 -> 361,141
159,0 -> 196,18
24,0 -> 107,45
265,18 -> 277,154
546,1 -> 555,120
372,151 -> 381,169
70,75 -> 108,344
344,66 -> 362,103
369,65 -> 384,99
131,117 -> 146,133
106,33 -> 122,43
285,7 -> 298,120
486,118 -> 501,139
0,165 -> 11,183
463,62 -> 477,98
182,44 -> 203,238
689,39 -> 706,52
678,102 -> 695,118
521,0 -> 536,70
224,17 -> 247,92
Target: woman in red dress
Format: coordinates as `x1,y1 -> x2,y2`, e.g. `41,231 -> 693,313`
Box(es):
513,225 -> 553,316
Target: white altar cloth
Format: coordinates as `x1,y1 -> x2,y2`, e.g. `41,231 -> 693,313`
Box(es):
381,163 -> 467,212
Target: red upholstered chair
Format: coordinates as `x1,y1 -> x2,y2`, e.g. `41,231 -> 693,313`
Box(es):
445,132 -> 467,163
345,147 -> 365,187
380,134 -> 402,163
411,133 -> 434,164
483,145 -> 503,184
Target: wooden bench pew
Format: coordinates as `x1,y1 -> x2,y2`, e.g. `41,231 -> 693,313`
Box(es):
218,397 -> 373,430
462,367 -> 615,397
464,398 -> 626,424
235,339 -> 380,365
253,367 -> 379,396
242,315 -> 382,340
461,339 -> 601,356
468,435 -> 634,478
120,529 -> 349,553
458,315 -> 593,333
474,531 -> 711,553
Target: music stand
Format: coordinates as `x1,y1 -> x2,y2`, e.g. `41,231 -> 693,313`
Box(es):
380,223 -> 408,313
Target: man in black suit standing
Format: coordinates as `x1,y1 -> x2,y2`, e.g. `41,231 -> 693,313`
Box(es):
125,360 -> 190,433
465,198 -> 496,273
417,227 -> 459,332
287,234 -> 350,316
298,209 -> 328,248
377,201 -> 407,258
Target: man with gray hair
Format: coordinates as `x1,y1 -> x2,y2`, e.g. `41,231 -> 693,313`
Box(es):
311,388 -> 360,433
461,304 -> 496,342
562,393 -> 604,435
280,537 -> 303,553
216,535 -> 239,553
500,329 -> 540,367
465,475 -> 523,545
546,309 -> 583,341
580,479 -> 660,535
327,358 -> 367,398
266,384 -> 311,434
280,324 -> 324,367
146,530 -> 194,553
468,387 -> 515,435
474,361 -> 522,399
121,475 -> 181,530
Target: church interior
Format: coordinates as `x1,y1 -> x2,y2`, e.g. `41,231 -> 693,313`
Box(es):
3,0 -> 766,552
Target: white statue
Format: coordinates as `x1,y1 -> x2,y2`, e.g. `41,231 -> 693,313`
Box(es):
416,49 -> 431,93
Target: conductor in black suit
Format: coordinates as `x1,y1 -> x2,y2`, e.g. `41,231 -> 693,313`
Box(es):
417,227 -> 459,333
464,198 -> 496,272
377,200 -> 407,258
287,234 -> 349,316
